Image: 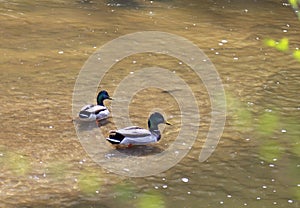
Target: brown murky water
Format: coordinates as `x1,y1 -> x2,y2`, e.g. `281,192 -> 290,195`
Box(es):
1,0 -> 299,207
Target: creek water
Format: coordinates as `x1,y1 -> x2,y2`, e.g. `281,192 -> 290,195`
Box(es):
0,0 -> 299,207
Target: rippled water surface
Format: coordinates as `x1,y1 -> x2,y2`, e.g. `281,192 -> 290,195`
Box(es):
1,0 -> 299,207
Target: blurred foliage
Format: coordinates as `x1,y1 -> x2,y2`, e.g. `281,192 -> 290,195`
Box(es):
264,38 -> 277,48
254,111 -> 283,162
46,161 -> 70,180
287,160 -> 300,200
290,0 -> 299,7
264,0 -> 300,61
255,110 -> 300,163
292,187 -> 300,200
9,153 -> 31,175
259,140 -> 284,162
137,191 -> 165,208
226,90 -> 299,162
257,111 -> 279,136
264,37 -> 289,52
291,140 -> 300,156
113,182 -> 136,202
234,106 -> 253,129
0,148 -> 31,176
225,93 -> 253,131
261,1 -> 300,197
289,0 -> 300,20
274,37 -> 289,52
284,119 -> 300,157
293,50 -> 300,61
226,94 -> 298,208
77,168 -> 103,195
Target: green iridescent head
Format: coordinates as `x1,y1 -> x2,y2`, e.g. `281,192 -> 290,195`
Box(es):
97,90 -> 112,106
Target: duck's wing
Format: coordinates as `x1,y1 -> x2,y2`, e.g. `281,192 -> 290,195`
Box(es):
112,126 -> 151,137
79,105 -> 95,121
107,127 -> 160,145
80,104 -> 94,111
121,126 -> 144,131
79,105 -> 108,121
120,134 -> 157,145
80,104 -> 107,112
87,105 -> 107,113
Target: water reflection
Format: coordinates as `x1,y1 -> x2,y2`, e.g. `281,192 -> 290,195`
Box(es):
107,145 -> 164,157
74,119 -> 112,131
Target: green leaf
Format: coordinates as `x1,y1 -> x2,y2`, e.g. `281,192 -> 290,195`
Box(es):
293,50 -> 300,61
264,38 -> 277,47
275,38 -> 289,52
289,0 -> 299,9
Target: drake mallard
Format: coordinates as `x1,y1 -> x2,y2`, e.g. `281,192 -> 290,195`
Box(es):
106,112 -> 171,146
78,90 -> 112,122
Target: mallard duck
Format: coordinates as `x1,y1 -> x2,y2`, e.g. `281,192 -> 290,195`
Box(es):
106,112 -> 171,146
78,90 -> 112,122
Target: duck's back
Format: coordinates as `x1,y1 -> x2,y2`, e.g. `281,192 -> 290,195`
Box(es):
107,126 -> 159,145
116,126 -> 151,137
79,104 -> 109,121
